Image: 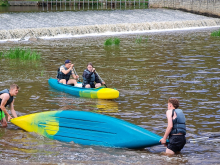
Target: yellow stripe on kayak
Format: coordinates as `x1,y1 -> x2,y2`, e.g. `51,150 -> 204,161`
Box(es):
10,111 -> 59,138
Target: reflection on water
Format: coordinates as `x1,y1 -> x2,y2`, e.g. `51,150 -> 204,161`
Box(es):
0,28 -> 220,164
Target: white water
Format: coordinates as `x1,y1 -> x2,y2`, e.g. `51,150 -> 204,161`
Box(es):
0,9 -> 220,40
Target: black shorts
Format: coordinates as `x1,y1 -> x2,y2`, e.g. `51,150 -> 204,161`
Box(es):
167,135 -> 186,153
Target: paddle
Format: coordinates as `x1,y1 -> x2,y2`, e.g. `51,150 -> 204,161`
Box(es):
95,70 -> 107,88
187,134 -> 220,143
73,67 -> 80,82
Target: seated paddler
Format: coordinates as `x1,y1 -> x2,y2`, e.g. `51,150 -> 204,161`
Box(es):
82,62 -> 105,88
57,59 -> 79,85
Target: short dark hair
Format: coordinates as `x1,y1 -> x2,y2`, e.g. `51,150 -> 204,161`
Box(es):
87,62 -> 93,67
10,84 -> 20,90
168,98 -> 179,109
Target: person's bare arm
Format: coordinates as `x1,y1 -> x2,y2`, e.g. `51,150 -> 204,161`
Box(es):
0,93 -> 13,121
159,110 -> 173,145
10,100 -> 17,118
61,64 -> 74,75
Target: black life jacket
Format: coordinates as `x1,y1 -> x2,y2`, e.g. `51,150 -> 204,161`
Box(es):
170,109 -> 186,135
82,69 -> 95,86
0,89 -> 14,108
57,65 -> 72,81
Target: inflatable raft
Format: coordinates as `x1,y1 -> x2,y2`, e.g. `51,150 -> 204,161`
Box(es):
11,110 -> 162,149
48,78 -> 119,99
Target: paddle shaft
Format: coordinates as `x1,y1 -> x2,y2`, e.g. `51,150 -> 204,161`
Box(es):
73,67 -> 80,82
95,71 -> 107,88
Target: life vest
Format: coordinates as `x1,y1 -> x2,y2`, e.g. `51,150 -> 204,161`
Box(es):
0,89 -> 14,107
170,109 -> 186,135
57,65 -> 72,81
82,69 -> 95,86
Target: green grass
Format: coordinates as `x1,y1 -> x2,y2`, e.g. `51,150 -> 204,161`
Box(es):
211,29 -> 220,37
104,37 -> 120,46
135,36 -> 148,44
0,0 -> 9,6
1,47 -> 41,61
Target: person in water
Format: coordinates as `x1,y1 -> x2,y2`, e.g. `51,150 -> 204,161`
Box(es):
57,59 -> 79,85
82,62 -> 105,88
159,98 -> 186,155
0,84 -> 19,127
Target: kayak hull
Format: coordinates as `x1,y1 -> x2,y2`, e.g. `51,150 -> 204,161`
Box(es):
11,110 -> 162,149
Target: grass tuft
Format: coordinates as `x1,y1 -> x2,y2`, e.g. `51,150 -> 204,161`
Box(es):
211,29 -> 220,37
135,36 -> 148,44
1,47 -> 41,61
104,38 -> 120,46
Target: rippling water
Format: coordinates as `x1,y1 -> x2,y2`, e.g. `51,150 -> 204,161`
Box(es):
0,27 -> 220,164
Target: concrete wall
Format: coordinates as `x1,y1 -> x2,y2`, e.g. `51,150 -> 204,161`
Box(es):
149,0 -> 220,17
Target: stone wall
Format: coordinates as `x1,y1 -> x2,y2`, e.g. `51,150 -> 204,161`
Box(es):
149,0 -> 220,17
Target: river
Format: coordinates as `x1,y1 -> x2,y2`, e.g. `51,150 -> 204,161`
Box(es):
0,8 -> 220,165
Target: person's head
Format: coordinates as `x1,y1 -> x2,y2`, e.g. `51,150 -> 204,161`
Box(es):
64,59 -> 72,69
87,62 -> 93,72
168,98 -> 179,109
9,84 -> 20,96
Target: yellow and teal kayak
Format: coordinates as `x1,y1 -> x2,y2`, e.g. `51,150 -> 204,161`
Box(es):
48,78 -> 119,99
11,110 -> 162,149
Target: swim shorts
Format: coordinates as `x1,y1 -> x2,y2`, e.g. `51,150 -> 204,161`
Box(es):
167,135 -> 186,153
0,110 -> 5,121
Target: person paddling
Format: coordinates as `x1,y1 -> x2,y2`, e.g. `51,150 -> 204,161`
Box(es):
159,98 -> 186,155
0,84 -> 19,127
82,62 -> 105,88
57,59 -> 79,85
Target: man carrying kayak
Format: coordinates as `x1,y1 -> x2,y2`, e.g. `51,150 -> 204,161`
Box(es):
159,98 -> 186,155
57,59 -> 79,85
82,62 -> 105,88
0,84 -> 19,127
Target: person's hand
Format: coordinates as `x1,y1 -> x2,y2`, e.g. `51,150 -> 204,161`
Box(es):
76,75 -> 79,79
70,64 -> 74,69
159,138 -> 167,147
7,115 -> 13,121
102,81 -> 105,85
92,68 -> 95,72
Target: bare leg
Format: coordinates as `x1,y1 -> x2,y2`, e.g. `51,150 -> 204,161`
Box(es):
95,83 -> 102,88
59,79 -> 67,84
1,117 -> 7,128
67,79 -> 78,86
85,84 -> 91,88
165,148 -> 175,155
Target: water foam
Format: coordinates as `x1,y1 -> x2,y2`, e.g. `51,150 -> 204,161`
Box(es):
0,18 -> 220,41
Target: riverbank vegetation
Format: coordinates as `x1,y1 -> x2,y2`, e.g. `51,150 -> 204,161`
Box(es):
0,47 -> 41,61
0,0 -> 9,6
135,36 -> 148,44
104,38 -> 120,46
211,29 -> 220,37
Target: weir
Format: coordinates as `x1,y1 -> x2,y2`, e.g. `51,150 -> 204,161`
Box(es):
149,0 -> 220,17
0,8 -> 220,41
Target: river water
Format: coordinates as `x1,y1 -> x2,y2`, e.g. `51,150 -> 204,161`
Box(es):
0,8 -> 220,165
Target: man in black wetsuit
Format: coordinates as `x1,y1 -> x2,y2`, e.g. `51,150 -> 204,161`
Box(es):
0,84 -> 19,127
82,62 -> 105,88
